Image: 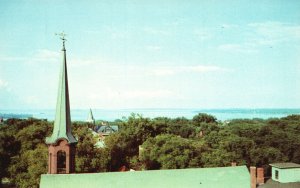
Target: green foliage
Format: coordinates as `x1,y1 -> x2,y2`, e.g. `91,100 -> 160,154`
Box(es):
167,118 -> 198,138
140,134 -> 204,169
73,124 -> 108,173
105,132 -> 130,171
220,135 -> 255,166
103,113 -> 300,176
192,113 -> 217,125
9,144 -> 48,188
201,148 -> 234,167
7,144 -> 47,188
1,114 -> 300,187
1,119 -> 109,187
0,129 -> 19,186
5,119 -> 51,188
16,121 -> 51,152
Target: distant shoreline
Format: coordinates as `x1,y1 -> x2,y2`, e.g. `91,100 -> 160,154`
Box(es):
0,113 -> 33,120
1,108 -> 300,122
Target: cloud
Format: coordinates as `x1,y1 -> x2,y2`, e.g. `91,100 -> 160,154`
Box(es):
118,90 -> 173,99
72,88 -> 175,108
248,22 -> 300,45
218,44 -> 257,53
33,49 -> 60,61
0,79 -> 8,89
85,26 -> 130,40
104,89 -> 175,100
186,65 -> 224,72
249,22 -> 300,37
153,65 -> 227,76
0,49 -> 59,64
67,60 -> 228,78
145,45 -> 162,51
70,58 -> 104,67
24,95 -> 39,105
0,56 -> 26,62
218,22 -> 300,53
220,24 -> 238,29
153,69 -> 175,76
164,18 -> 187,27
84,29 -> 102,34
193,29 -> 213,41
143,27 -> 171,36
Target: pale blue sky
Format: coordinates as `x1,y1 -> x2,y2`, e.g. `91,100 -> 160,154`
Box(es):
0,0 -> 300,109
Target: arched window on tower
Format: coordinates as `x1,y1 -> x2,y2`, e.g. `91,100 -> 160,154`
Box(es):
57,150 -> 66,174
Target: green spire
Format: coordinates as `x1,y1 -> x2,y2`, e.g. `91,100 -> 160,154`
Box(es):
46,35 -> 77,144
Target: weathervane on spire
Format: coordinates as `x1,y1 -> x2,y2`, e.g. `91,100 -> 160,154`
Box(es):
55,32 -> 67,48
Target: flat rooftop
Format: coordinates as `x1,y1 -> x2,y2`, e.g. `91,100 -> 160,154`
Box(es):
270,163 -> 300,169
40,166 -> 250,188
258,179 -> 300,188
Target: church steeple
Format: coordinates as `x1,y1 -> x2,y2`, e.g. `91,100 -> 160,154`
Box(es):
86,108 -> 95,125
46,33 -> 77,174
46,33 -> 77,144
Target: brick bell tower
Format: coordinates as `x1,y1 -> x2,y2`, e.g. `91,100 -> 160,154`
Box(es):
46,33 -> 77,174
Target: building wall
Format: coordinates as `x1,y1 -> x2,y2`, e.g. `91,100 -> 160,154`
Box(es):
48,139 -> 76,174
272,167 -> 300,183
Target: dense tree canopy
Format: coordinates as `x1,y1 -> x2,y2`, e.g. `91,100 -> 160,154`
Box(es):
1,113 -> 300,187
140,134 -> 204,169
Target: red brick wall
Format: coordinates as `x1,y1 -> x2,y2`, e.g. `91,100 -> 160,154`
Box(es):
48,139 -> 76,174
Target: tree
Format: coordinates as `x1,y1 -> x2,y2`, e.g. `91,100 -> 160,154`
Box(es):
104,132 -> 135,171
192,113 -> 217,125
16,121 -> 51,152
0,130 -> 19,187
201,148 -> 234,167
220,135 -> 255,166
9,144 -> 48,188
2,114 -> 300,187
140,134 -> 203,170
73,125 -> 109,173
250,147 -> 288,176
167,118 -> 198,138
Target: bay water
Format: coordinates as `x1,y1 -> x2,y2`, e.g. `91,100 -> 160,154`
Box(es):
1,108 -> 300,122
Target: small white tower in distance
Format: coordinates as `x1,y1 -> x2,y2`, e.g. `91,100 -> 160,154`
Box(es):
86,108 -> 95,125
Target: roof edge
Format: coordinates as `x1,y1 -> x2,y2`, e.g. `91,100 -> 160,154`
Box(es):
270,163 -> 300,169
45,135 -> 77,145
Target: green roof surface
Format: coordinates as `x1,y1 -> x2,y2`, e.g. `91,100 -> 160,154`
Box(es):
46,42 -> 77,144
40,166 -> 250,188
